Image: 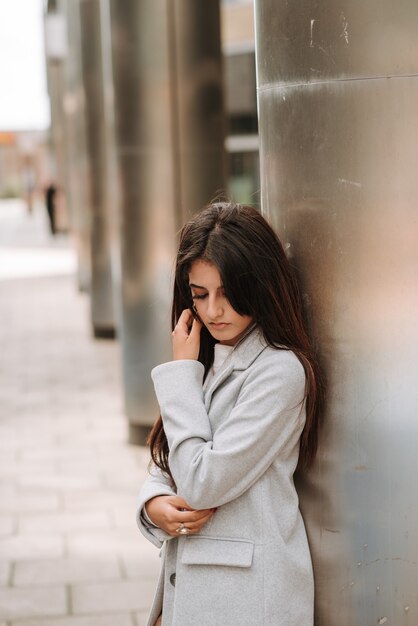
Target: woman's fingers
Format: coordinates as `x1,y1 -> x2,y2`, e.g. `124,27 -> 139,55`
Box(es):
146,495 -> 216,536
177,508 -> 215,533
167,507 -> 215,536
185,512 -> 215,532
168,510 -> 215,536
172,497 -> 216,523
172,309 -> 202,360
175,308 -> 193,333
177,508 -> 216,523
189,316 -> 202,340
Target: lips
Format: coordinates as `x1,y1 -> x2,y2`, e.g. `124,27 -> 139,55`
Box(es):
210,322 -> 229,329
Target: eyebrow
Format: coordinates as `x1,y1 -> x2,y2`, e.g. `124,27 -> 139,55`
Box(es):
189,283 -> 224,290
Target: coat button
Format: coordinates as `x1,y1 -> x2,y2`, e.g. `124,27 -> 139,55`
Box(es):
169,573 -> 176,587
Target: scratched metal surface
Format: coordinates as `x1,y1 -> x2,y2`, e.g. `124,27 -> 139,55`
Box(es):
255,2 -> 418,624
255,0 -> 418,85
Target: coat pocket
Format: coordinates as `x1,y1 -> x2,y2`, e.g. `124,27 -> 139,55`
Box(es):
181,536 -> 254,568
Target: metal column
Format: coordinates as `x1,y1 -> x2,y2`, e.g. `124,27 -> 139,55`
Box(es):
255,1 -> 418,624
79,0 -> 115,336
171,1 -> 225,221
107,0 -> 225,442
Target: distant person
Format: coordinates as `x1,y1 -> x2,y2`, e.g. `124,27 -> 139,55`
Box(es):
45,183 -> 57,235
136,202 -> 324,626
22,163 -> 36,214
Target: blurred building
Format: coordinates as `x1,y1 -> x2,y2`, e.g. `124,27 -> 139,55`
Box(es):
0,130 -> 50,207
0,132 -> 22,199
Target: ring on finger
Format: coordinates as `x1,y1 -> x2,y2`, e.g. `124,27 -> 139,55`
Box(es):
176,522 -> 190,535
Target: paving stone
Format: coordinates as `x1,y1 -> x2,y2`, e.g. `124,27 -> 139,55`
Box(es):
0,514 -> 14,535
121,541 -> 160,579
59,456 -> 139,475
0,535 -> 63,561
20,442 -> 141,466
86,416 -> 129,430
14,556 -> 121,586
72,579 -> 156,614
63,491 -> 136,513
123,554 -> 160,581
55,429 -> 126,446
0,586 -> 67,620
0,562 -> 10,585
134,613 -> 150,626
0,460 -> 58,480
11,615 -> 134,626
0,204 -> 156,623
0,246 -> 76,281
0,431 -> 56,448
67,529 -> 145,559
13,420 -> 90,440
112,504 -> 139,530
103,470 -> 143,491
0,485 -> 16,499
18,511 -> 111,534
20,446 -> 103,463
13,555 -> 124,586
0,492 -> 60,514
18,473 -> 101,491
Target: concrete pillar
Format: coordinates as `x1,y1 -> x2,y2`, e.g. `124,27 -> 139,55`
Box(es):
255,1 -> 418,624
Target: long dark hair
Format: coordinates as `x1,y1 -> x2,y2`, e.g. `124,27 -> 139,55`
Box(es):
149,202 -> 324,475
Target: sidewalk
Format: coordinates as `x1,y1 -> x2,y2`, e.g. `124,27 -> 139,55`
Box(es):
0,200 -> 159,626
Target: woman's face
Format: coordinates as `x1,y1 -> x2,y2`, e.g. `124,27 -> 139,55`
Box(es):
189,260 -> 253,346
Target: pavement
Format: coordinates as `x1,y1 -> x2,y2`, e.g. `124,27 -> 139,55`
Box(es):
0,199 -> 159,626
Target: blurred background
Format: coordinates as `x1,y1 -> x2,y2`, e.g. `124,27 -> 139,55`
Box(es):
0,0 -> 258,623
0,0 -> 259,441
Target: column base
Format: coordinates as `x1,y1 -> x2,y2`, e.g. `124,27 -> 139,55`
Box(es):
93,326 -> 116,339
128,423 -> 151,446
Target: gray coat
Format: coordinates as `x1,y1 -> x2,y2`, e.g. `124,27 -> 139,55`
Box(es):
136,328 -> 314,626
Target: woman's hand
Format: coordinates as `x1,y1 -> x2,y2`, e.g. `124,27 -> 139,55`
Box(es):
172,309 -> 202,361
145,495 -> 216,536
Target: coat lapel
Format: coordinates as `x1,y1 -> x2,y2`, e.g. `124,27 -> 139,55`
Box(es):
204,326 -> 268,411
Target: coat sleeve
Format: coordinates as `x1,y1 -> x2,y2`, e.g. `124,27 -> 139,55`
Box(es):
151,350 -> 306,510
136,465 -> 177,548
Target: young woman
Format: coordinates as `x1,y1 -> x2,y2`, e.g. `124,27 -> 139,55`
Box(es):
136,202 -> 323,626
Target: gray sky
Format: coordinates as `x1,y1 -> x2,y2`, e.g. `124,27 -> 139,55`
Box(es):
0,0 -> 50,131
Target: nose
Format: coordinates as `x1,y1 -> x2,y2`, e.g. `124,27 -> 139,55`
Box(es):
207,294 -> 223,319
